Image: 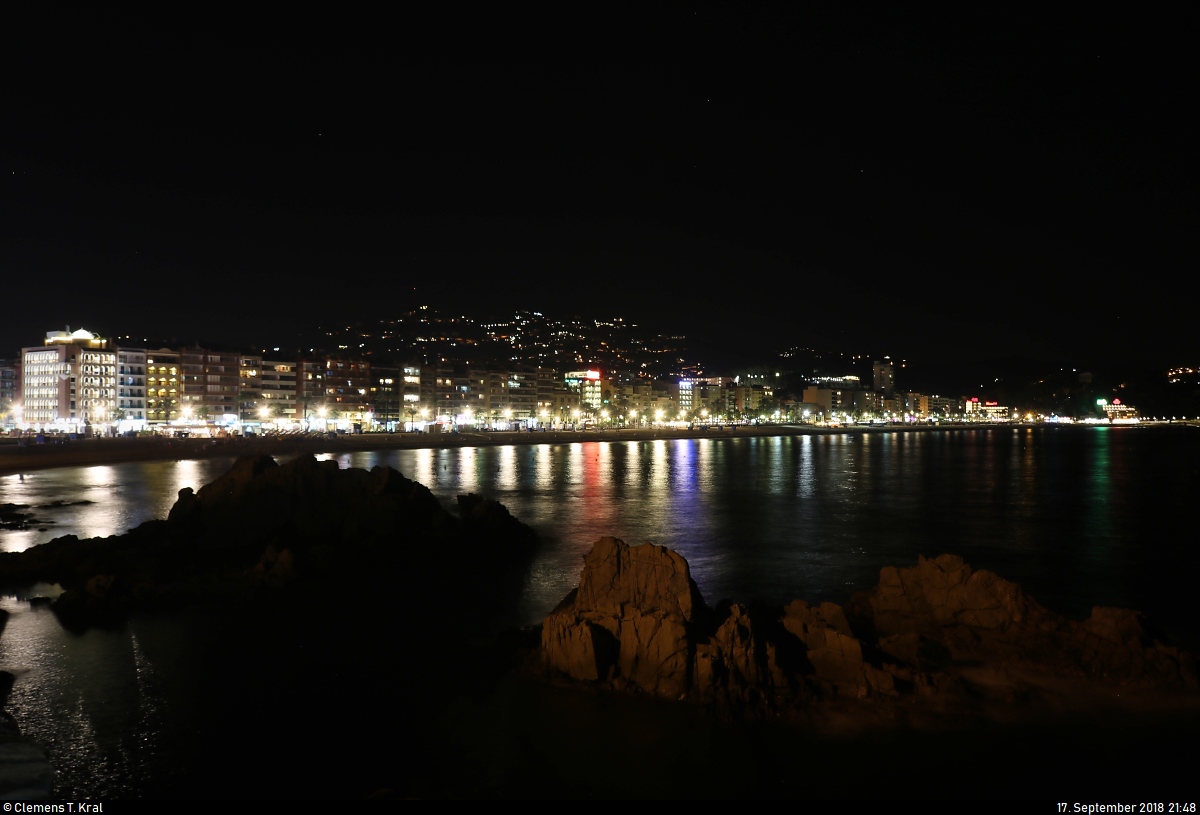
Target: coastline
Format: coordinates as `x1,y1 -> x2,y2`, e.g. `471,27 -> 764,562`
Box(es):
0,421 -> 1164,478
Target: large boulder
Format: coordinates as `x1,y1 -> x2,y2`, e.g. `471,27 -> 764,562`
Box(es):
541,537 -> 706,698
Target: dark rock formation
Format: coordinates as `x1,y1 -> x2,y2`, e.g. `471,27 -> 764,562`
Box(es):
844,553 -> 1197,687
0,454 -> 539,631
538,540 -> 1198,729
0,504 -> 47,531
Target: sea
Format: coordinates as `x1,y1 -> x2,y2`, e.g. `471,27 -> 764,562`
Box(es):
1,425 -> 1197,798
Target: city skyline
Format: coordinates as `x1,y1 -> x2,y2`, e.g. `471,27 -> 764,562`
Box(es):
6,313 -> 1194,433
4,8 -> 1196,367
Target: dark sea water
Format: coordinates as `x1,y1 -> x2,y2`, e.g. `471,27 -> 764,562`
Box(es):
1,425 -> 1198,798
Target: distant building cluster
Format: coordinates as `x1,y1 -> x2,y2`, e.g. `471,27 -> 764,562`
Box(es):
0,317 -> 1151,436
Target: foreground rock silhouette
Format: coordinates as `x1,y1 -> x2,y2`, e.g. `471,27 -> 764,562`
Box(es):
537,538 -> 1198,730
0,454 -> 539,631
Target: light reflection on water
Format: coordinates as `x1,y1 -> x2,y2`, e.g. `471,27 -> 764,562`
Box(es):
0,458 -> 243,552
3,431 -> 1198,633
0,591 -> 175,798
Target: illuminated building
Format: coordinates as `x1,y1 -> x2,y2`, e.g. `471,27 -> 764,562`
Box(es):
564,370 -> 608,415
239,354 -> 263,423
21,328 -> 117,429
0,360 -> 17,423
116,347 -> 147,426
965,398 -> 1011,421
146,348 -> 181,424
1100,399 -> 1139,423
298,356 -> 372,426
179,346 -> 240,422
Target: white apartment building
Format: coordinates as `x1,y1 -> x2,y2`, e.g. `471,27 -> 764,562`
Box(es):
21,328 -> 117,429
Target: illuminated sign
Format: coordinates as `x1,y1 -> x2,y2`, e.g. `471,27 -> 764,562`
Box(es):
586,370 -> 600,380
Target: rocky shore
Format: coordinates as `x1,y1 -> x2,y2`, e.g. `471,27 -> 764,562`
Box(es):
536,539 -> 1197,723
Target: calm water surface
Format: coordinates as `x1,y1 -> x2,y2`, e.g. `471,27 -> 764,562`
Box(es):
1,425 -> 1198,797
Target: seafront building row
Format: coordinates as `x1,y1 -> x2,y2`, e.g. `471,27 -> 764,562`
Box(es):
1,327 -> 1122,435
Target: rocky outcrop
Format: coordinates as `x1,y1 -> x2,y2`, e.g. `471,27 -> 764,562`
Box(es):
844,554 -> 1196,687
538,541 -> 1198,727
0,504 -> 45,531
542,537 -> 704,698
0,455 -> 539,630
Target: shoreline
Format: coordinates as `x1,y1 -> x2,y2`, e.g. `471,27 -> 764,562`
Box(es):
0,421 -> 1166,477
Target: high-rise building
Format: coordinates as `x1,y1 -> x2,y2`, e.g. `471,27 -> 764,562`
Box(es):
146,348 -> 181,424
116,347 -> 147,427
260,359 -> 298,424
873,359 -> 895,395
179,346 -> 240,421
21,328 -> 117,429
0,360 -> 18,423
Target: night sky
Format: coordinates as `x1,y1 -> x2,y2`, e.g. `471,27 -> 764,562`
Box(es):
4,7 -> 1197,369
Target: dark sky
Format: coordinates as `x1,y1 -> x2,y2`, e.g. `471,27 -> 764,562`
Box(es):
4,7 -> 1197,368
